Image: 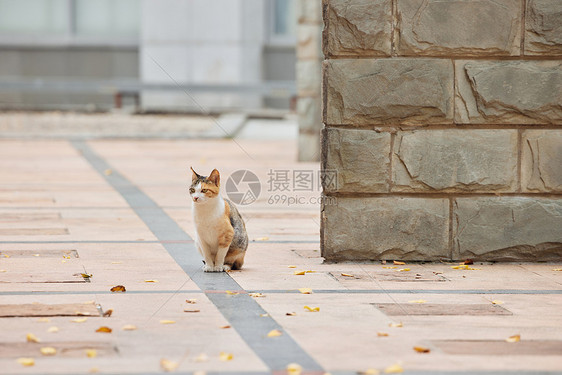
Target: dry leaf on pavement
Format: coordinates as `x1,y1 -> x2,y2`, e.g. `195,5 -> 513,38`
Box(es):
393,261 -> 406,265
144,279 -> 159,283
186,299 -> 197,304
40,347 -> 57,356
184,309 -> 200,313
110,285 -> 126,292
294,271 -> 306,275
17,358 -> 35,366
26,333 -> 40,343
413,346 -> 431,353
160,358 -> 179,372
249,293 -> 265,297
219,352 -> 233,361
298,288 -> 312,294
491,300 -> 504,305
195,353 -> 208,362
288,265 -> 297,268
103,309 -> 113,317
122,325 -> 137,331
159,320 -> 176,324
506,334 -> 521,343
287,363 -> 302,375
47,326 -> 59,333
408,299 -> 427,304
303,305 -> 320,312
286,312 -> 297,316
384,363 -> 404,373
37,318 -> 50,323
377,332 -> 389,337
267,329 -> 283,337
71,318 -> 88,323
86,349 -> 97,358
397,268 -> 411,272
389,322 -> 403,328
95,326 -> 112,333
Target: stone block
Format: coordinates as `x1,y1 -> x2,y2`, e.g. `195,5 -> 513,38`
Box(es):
525,0 -> 562,55
455,60 -> 562,124
297,60 -> 321,97
522,130 -> 562,192
297,23 -> 322,60
322,197 -> 449,261
322,0 -> 392,57
323,128 -> 390,193
392,130 -> 518,192
324,59 -> 454,125
396,0 -> 521,56
297,96 -> 322,133
453,197 -> 562,261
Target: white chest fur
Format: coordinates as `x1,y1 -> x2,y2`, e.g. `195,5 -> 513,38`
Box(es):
192,196 -> 225,247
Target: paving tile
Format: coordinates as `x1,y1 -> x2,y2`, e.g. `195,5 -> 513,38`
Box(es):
374,303 -> 512,316
432,339 -> 562,355
0,302 -> 100,317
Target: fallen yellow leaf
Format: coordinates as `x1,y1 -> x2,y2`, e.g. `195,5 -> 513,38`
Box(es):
86,349 -> 97,358
159,320 -> 176,324
260,313 -> 269,317
377,332 -> 389,337
398,268 -> 411,272
552,268 -> 562,271
104,169 -> 113,176
0,269 -> 6,273
160,358 -> 179,372
194,353 -> 208,362
255,236 -> 269,241
219,352 -> 233,361
184,309 -> 200,313
294,271 -> 306,275
71,317 -> 88,323
413,346 -> 431,353
144,279 -> 159,283
37,317 -> 50,323
298,288 -> 312,294
287,363 -> 302,375
81,273 -> 93,279
267,329 -> 283,337
359,369 -> 380,375
17,357 -> 35,366
122,325 -> 137,331
305,270 -> 316,273
451,265 -> 480,270
47,326 -> 59,333
341,273 -> 355,277
220,325 -> 231,329
26,333 -> 40,343
111,261 -> 122,264
384,363 -> 404,373
393,261 -> 406,265
491,300 -> 504,305
389,322 -> 403,328
506,334 -> 521,343
303,305 -> 320,312
40,347 -> 57,356
288,265 -> 297,268
383,266 -> 397,269
286,312 -> 297,316
95,326 -> 112,333
33,254 -> 40,257
408,299 -> 427,304
225,290 -> 239,295
110,285 -> 126,292
249,293 -> 265,297
186,299 -> 197,304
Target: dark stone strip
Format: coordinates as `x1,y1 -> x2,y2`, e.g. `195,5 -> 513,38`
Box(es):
71,141 -> 323,372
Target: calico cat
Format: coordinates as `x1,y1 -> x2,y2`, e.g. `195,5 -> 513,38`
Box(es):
189,167 -> 248,272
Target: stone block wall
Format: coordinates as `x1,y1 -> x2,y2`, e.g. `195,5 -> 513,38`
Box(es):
321,0 -> 562,262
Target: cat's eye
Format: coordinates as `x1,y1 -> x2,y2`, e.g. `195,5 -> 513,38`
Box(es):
189,188 -> 195,194
201,189 -> 208,193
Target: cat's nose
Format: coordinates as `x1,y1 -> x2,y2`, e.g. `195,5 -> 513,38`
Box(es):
193,196 -> 199,202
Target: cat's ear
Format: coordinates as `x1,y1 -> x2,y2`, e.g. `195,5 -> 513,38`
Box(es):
208,169 -> 220,186
190,167 -> 200,182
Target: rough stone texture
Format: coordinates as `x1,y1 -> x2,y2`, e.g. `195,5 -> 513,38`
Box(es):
392,130 -> 518,192
455,60 -> 562,124
323,0 -> 392,57
323,128 -> 390,193
453,197 -> 562,261
525,0 -> 562,55
522,130 -> 562,193
297,60 -> 322,97
324,59 -> 454,126
322,197 -> 449,261
396,0 -> 521,56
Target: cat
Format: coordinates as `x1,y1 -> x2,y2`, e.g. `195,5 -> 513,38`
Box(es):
189,167 -> 248,272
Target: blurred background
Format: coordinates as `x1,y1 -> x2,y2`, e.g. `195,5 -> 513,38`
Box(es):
0,0 -> 323,160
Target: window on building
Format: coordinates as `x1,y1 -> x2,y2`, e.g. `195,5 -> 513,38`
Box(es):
269,0 -> 296,45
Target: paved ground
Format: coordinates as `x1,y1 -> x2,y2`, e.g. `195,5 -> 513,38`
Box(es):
0,115 -> 561,375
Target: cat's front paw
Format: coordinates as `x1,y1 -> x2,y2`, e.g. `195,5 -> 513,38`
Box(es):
203,264 -> 214,272
212,265 -> 226,272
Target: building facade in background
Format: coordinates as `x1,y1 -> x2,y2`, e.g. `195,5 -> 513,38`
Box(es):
0,0 -> 296,111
